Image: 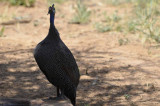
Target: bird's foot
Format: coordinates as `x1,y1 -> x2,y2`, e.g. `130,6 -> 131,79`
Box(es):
59,94 -> 67,100
48,96 -> 57,100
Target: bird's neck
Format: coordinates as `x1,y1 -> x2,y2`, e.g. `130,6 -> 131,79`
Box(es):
50,12 -> 55,26
47,12 -> 60,40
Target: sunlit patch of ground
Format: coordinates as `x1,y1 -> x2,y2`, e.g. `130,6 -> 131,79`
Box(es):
0,0 -> 160,106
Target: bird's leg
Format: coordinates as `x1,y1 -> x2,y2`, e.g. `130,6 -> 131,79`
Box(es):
59,89 -> 67,99
57,87 -> 60,97
48,87 -> 60,100
48,87 -> 66,100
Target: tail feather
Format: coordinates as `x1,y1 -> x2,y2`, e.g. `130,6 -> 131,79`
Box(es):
64,87 -> 76,106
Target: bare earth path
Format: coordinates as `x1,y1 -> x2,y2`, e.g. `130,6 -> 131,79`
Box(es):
0,1 -> 160,106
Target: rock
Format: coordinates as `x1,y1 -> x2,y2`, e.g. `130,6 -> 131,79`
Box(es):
0,98 -> 30,106
0,98 -> 72,106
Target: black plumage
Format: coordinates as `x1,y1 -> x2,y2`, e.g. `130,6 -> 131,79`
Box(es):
34,4 -> 80,106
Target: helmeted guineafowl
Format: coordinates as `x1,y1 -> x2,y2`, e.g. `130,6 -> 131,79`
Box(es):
34,4 -> 80,106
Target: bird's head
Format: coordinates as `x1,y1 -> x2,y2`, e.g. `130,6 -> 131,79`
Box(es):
48,4 -> 55,15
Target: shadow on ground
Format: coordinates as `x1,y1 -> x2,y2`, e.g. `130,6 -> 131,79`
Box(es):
0,48 -> 55,99
71,47 -> 160,106
0,46 -> 160,106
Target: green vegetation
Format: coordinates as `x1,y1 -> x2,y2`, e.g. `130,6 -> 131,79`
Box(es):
0,0 -> 36,7
104,11 -> 121,23
95,23 -> 112,32
0,26 -> 5,37
118,38 -> 129,46
95,11 -> 122,32
71,0 -> 91,24
131,0 -> 160,43
127,21 -> 137,33
124,94 -> 131,100
96,0 -> 160,44
0,0 -> 159,44
0,6 -> 14,23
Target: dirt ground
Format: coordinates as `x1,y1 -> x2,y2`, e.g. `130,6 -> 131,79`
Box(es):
0,0 -> 160,106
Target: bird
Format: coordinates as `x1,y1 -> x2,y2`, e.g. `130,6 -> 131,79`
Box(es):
33,4 -> 80,106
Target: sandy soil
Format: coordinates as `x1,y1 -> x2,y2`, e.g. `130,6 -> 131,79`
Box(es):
0,0 -> 160,106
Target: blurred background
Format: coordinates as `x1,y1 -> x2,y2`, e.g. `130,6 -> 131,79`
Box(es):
0,0 -> 160,105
